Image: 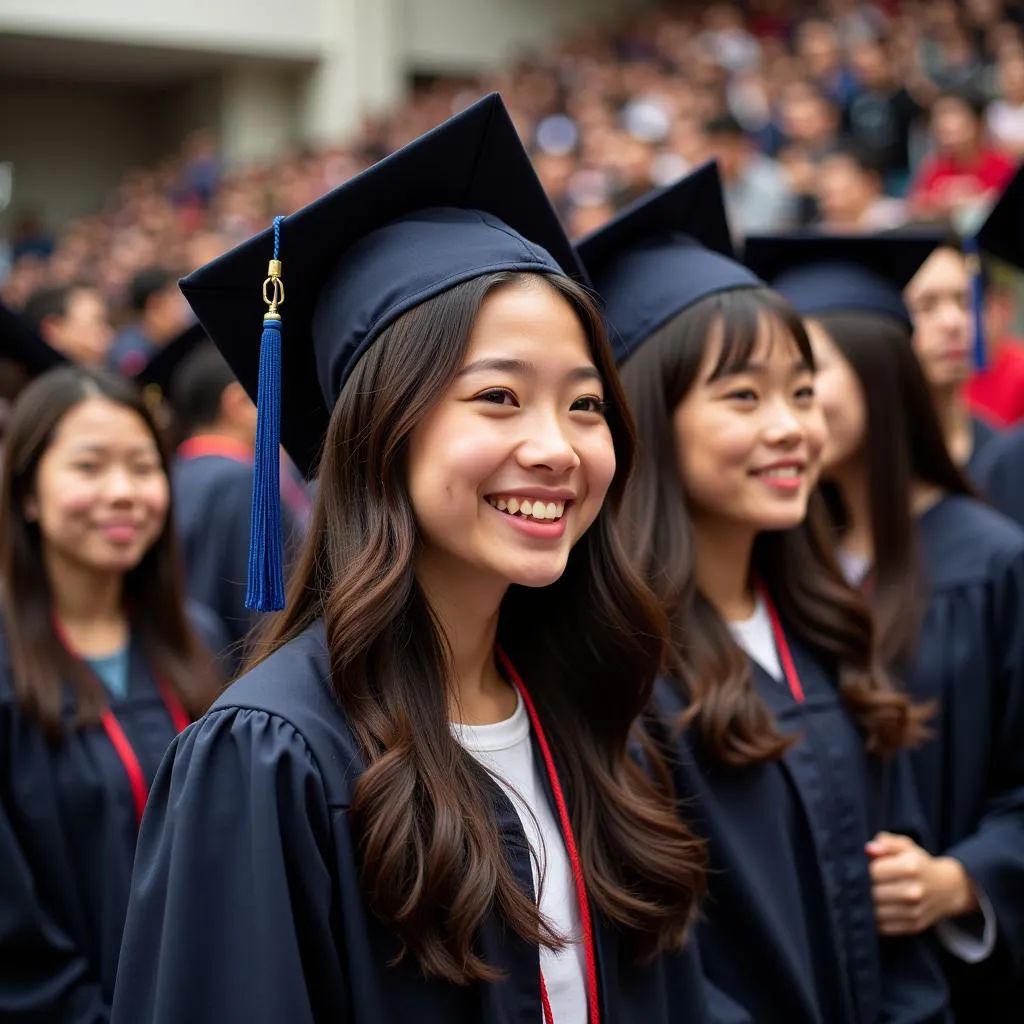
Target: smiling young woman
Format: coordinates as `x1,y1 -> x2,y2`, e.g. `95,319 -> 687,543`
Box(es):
578,166 -> 948,1024
109,96 -> 708,1024
0,364 -> 222,1021
756,231 -> 1024,1024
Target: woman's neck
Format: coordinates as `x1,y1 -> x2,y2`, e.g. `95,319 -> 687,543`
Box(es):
931,385 -> 973,467
692,517 -> 757,622
831,458 -> 875,560
45,548 -> 127,656
414,556 -> 515,726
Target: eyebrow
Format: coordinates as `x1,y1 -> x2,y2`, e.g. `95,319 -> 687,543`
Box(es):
67,443 -> 158,455
711,359 -> 812,380
457,357 -> 602,384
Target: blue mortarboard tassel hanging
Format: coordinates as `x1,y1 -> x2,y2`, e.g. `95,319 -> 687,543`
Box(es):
245,215 -> 286,612
962,235 -> 988,371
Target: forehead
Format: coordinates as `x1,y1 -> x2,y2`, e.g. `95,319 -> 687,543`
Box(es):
465,278 -> 592,362
906,247 -> 968,296
49,396 -> 157,449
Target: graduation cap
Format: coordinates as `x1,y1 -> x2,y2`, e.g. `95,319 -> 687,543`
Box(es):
0,300 -> 67,379
743,232 -> 940,328
576,160 -> 761,363
180,92 -> 583,611
132,322 -> 208,417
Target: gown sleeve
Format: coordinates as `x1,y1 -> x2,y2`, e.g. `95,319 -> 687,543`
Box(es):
943,547 -> 1024,972
109,705 -> 346,1024
877,751 -> 954,1024
0,784 -> 109,1023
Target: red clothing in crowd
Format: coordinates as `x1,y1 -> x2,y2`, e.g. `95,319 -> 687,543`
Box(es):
965,341 -> 1024,427
911,149 -> 1017,214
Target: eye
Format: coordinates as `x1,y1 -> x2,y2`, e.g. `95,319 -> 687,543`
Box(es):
794,384 -> 816,401
72,461 -> 101,474
724,388 -> 758,403
571,395 -> 607,415
475,388 -> 518,407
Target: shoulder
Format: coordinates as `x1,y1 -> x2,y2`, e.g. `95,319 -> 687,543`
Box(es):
202,622 -> 364,804
174,453 -> 252,492
920,495 -> 1024,588
976,424 -> 1024,474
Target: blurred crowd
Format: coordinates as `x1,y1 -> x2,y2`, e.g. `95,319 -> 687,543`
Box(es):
4,0 -> 1024,372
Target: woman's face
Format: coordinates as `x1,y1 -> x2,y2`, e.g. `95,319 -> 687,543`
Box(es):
407,278 -> 616,594
27,396 -> 170,576
805,319 -> 868,472
674,318 -> 826,533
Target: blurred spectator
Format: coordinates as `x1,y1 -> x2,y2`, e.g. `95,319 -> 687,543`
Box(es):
909,90 -> 1017,219
795,19 -> 858,111
814,144 -> 907,231
107,267 -> 193,377
987,52 -> 1024,156
22,284 -> 112,368
704,113 -> 796,236
845,35 -> 931,195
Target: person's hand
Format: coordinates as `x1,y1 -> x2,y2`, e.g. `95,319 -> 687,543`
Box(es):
866,832 -> 979,936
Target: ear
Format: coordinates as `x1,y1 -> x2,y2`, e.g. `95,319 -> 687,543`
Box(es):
220,381 -> 254,423
23,492 -> 40,523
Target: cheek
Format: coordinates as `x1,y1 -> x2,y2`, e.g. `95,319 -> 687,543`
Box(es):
142,477 -> 170,521
579,428 -> 616,505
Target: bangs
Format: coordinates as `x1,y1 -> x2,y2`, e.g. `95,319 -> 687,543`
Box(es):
704,287 -> 814,381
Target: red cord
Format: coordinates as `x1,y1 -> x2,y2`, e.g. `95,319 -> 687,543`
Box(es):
497,648 -> 600,1024
756,584 -> 805,704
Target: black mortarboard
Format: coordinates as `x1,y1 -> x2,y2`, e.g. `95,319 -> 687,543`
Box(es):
743,232 -> 939,328
180,92 -> 583,611
576,160 -> 761,363
132,322 -> 208,407
0,300 -> 66,378
976,163 -> 1024,271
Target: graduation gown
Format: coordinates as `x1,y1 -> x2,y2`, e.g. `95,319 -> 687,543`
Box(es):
964,416 -> 999,485
650,633 -> 951,1024
110,620 -> 711,1024
0,618 -> 215,1024
906,495 -> 1024,1019
972,425 -> 1024,529
173,442 -> 300,673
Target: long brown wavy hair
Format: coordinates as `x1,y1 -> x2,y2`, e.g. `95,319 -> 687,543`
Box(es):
814,311 -> 974,666
250,271 -> 706,984
0,366 -> 220,742
618,287 -> 929,767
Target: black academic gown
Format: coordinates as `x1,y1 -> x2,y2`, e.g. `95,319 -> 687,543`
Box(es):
110,620 -> 711,1024
905,495 -> 1024,1020
972,425 -> 1024,529
964,416 -> 999,485
0,613 -> 219,1024
650,633 -> 951,1024
173,448 -> 300,674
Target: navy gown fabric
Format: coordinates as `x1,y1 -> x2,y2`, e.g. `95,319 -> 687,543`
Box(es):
0,623 -> 212,1023
173,452 -> 300,673
905,495 -> 1024,1020
972,425 -> 1024,529
110,621 -> 711,1024
649,629 -> 951,1024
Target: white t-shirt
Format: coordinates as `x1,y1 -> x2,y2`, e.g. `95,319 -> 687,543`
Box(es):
727,593 -> 782,681
452,694 -> 587,1022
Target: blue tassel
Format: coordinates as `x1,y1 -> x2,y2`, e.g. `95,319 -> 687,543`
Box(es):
245,217 -> 286,612
963,236 -> 988,371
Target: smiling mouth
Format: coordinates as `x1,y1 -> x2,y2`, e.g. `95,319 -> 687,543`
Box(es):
485,495 -> 569,522
750,466 -> 804,480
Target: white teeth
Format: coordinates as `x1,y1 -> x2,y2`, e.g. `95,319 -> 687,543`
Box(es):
761,466 -> 800,478
486,495 -> 569,520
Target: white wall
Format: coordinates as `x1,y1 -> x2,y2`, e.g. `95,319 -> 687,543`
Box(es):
400,0 -> 649,72
0,0 -> 324,58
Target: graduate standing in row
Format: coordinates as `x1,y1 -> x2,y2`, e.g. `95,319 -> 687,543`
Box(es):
111,95 -> 710,1024
749,235 -> 1024,1022
579,164 -> 950,1023
0,362 -> 223,1022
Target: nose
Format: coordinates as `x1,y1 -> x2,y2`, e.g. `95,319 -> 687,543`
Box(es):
762,396 -> 805,447
102,464 -> 140,503
517,411 -> 581,474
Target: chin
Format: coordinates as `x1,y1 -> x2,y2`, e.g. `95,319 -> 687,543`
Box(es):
500,554 -> 572,590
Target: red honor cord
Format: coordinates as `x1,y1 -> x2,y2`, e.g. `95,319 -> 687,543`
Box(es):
497,649 -> 601,1024
756,584 -> 805,704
